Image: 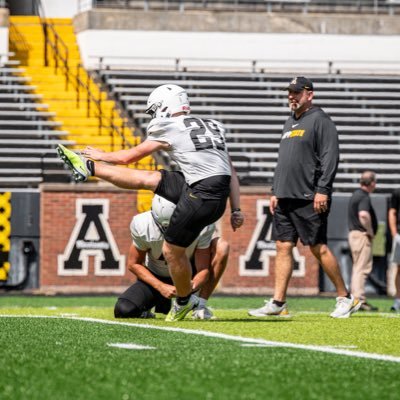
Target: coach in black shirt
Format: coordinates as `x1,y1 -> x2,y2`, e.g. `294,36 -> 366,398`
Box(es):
249,76 -> 361,319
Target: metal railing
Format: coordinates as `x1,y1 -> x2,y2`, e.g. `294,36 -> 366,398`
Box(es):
29,0 -> 132,150
8,21 -> 31,65
93,55 -> 400,75
42,21 -> 133,150
83,0 -> 400,15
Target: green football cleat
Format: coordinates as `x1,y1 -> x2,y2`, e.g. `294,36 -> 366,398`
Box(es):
165,295 -> 199,322
57,144 -> 91,182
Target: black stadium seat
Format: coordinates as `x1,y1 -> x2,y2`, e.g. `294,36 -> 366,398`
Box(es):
0,63 -> 72,190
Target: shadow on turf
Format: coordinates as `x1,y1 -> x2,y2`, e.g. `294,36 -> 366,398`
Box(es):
190,318 -> 294,323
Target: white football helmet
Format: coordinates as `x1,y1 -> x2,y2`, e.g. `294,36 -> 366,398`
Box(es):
151,195 -> 176,231
145,84 -> 190,119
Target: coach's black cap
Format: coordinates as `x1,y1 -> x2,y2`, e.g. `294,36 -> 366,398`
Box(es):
285,76 -> 314,92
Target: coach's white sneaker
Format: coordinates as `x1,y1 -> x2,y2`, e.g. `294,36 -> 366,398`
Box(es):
248,299 -> 290,317
330,295 -> 361,318
192,305 -> 215,320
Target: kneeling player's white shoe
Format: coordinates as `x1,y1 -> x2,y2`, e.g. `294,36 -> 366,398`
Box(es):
248,299 -> 290,317
330,294 -> 361,318
192,305 -> 215,320
140,310 -> 155,319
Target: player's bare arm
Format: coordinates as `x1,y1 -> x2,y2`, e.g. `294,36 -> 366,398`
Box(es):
229,158 -> 244,231
128,244 -> 176,299
82,140 -> 170,165
359,210 -> 374,239
388,208 -> 398,238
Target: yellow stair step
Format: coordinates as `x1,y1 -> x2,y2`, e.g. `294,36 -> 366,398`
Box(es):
69,136 -> 126,145
66,126 -> 115,135
37,92 -> 108,100
44,18 -> 73,25
60,114 -> 125,123
40,99 -> 117,108
9,16 -> 41,24
61,118 -> 123,127
11,27 -> 44,35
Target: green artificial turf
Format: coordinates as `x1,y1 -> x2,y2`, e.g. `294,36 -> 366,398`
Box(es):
0,296 -> 399,400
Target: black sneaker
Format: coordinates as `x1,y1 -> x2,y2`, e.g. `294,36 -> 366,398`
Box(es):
359,302 -> 379,312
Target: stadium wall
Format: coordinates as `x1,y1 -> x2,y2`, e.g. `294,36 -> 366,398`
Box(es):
41,0 -> 79,18
39,184 -> 318,295
74,10 -> 400,72
74,9 -> 400,35
0,8 -> 8,62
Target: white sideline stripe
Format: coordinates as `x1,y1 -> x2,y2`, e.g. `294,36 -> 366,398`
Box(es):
241,344 -> 280,347
2,314 -> 400,364
108,343 -> 156,350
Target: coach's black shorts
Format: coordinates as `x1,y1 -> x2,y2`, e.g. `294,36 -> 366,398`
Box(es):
272,198 -> 330,246
155,170 -> 230,247
117,275 -> 174,315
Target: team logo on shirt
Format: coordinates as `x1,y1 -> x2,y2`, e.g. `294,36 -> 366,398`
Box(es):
58,199 -> 125,276
282,130 -> 305,139
239,199 -> 305,277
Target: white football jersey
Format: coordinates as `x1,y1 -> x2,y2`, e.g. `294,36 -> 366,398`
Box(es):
130,211 -> 215,277
146,115 -> 232,185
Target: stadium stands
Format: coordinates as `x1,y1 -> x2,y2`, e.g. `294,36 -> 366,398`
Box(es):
6,15 -> 157,209
98,67 -> 400,192
0,61 -> 71,190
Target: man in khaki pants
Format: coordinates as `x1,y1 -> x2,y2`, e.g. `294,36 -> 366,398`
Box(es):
348,171 -> 378,311
388,188 -> 400,312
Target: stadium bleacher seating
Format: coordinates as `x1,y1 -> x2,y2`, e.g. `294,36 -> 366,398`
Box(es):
98,67 -> 400,192
0,61 -> 71,190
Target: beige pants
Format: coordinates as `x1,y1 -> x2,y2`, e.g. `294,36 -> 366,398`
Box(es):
349,230 -> 373,302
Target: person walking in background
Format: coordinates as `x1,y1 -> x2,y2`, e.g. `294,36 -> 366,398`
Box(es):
57,84 -> 243,321
115,195 -> 230,320
249,76 -> 361,319
388,188 -> 400,312
348,171 -> 378,311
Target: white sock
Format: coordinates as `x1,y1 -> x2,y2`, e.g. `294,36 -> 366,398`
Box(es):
198,297 -> 208,308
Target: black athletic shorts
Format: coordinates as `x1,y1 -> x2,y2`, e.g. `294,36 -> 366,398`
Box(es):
118,275 -> 174,315
155,170 -> 230,247
272,198 -> 330,246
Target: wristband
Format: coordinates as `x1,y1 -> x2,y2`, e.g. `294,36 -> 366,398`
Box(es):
231,208 -> 241,213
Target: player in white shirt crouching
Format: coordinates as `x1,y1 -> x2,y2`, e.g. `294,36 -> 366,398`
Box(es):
114,195 -> 230,320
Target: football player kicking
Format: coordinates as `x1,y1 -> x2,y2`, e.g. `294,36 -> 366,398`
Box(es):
57,84 -> 243,321
114,195 -> 229,320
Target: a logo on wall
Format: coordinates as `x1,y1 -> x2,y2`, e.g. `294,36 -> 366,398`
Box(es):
239,199 -> 305,277
58,199 -> 125,276
0,192 -> 11,281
